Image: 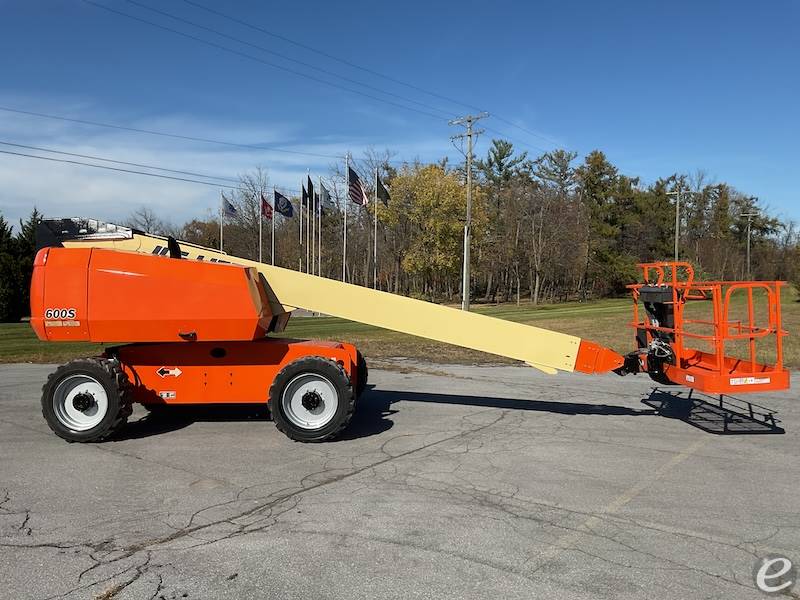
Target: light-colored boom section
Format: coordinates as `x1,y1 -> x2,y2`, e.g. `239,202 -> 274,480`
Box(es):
63,232 -> 623,375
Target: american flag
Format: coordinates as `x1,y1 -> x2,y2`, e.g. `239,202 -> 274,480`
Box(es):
221,197 -> 237,217
348,166 -> 369,205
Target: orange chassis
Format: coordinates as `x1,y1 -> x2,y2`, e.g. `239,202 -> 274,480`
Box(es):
110,338 -> 360,407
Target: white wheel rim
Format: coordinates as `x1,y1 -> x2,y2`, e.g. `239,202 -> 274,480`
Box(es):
52,374 -> 109,431
281,373 -> 339,430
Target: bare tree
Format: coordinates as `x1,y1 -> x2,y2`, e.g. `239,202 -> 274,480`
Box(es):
124,206 -> 176,236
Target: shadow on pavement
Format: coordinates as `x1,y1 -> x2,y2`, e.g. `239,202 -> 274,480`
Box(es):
110,404 -> 270,441
110,386 -> 659,442
340,387 -> 661,440
642,388 -> 784,435
111,385 -> 781,443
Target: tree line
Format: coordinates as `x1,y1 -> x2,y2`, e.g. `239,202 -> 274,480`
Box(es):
130,141 -> 799,304
1,140 -> 798,322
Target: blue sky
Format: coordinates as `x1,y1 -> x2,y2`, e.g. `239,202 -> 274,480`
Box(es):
1,0 -> 798,228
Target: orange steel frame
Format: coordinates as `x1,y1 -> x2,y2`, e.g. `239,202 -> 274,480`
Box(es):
629,262 -> 789,394
111,339 -> 360,406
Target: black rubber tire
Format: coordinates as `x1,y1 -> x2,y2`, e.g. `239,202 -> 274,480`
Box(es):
355,349 -> 368,398
269,356 -> 355,442
41,358 -> 132,443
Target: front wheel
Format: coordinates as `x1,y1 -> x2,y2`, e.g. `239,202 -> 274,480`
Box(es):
269,356 -> 355,442
41,358 -> 132,442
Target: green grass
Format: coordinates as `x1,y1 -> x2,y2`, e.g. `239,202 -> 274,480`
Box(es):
1,289 -> 797,368
0,323 -> 105,364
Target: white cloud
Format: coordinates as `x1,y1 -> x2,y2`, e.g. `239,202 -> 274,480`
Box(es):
0,98 -> 456,230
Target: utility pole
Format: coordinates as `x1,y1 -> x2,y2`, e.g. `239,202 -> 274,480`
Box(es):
742,202 -> 758,279
666,188 -> 701,262
666,188 -> 683,262
450,112 -> 488,311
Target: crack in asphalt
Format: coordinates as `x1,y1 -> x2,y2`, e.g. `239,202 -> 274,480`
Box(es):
87,443 -> 237,490
2,364 -> 797,599
22,408 -> 509,598
0,488 -> 33,537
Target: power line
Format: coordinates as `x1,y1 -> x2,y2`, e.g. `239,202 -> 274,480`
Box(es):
0,140 -> 241,184
87,1 -> 564,153
0,105 -> 465,169
483,125 -> 549,155
490,116 -> 563,149
0,105 -> 342,159
0,148 -> 242,189
122,0 -> 456,120
177,0 -> 564,150
0,145 -> 315,197
82,0 -> 448,121
180,0 -> 473,111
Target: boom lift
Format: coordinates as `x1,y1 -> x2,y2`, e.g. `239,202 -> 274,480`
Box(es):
29,218 -> 790,443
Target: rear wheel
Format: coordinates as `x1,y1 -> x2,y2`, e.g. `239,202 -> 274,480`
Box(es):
269,356 -> 355,442
41,358 -> 132,442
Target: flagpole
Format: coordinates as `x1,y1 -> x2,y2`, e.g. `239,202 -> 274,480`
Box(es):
258,192 -> 263,263
306,172 -> 310,274
219,195 -> 224,251
299,180 -> 303,272
318,175 -> 322,276
311,180 -> 315,275
373,167 -> 378,289
343,154 -> 348,282
313,185 -> 317,275
271,188 -> 276,266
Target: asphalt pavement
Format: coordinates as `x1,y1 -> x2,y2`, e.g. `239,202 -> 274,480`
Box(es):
0,361 -> 797,599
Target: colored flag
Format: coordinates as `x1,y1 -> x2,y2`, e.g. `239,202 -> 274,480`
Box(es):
301,184 -> 308,206
222,197 -> 237,217
377,175 -> 390,205
260,193 -> 273,220
320,182 -> 335,208
348,166 -> 369,205
274,190 -> 293,217
307,175 -> 314,202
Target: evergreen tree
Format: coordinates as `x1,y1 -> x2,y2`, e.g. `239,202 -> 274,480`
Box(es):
0,213 -> 13,253
0,212 -> 21,321
531,149 -> 577,196
10,208 -> 43,321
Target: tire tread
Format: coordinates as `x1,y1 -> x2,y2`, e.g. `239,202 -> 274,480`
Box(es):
41,357 -> 132,442
269,356 -> 355,442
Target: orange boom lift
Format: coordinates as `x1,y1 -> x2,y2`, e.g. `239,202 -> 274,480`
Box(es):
29,219 -> 790,443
